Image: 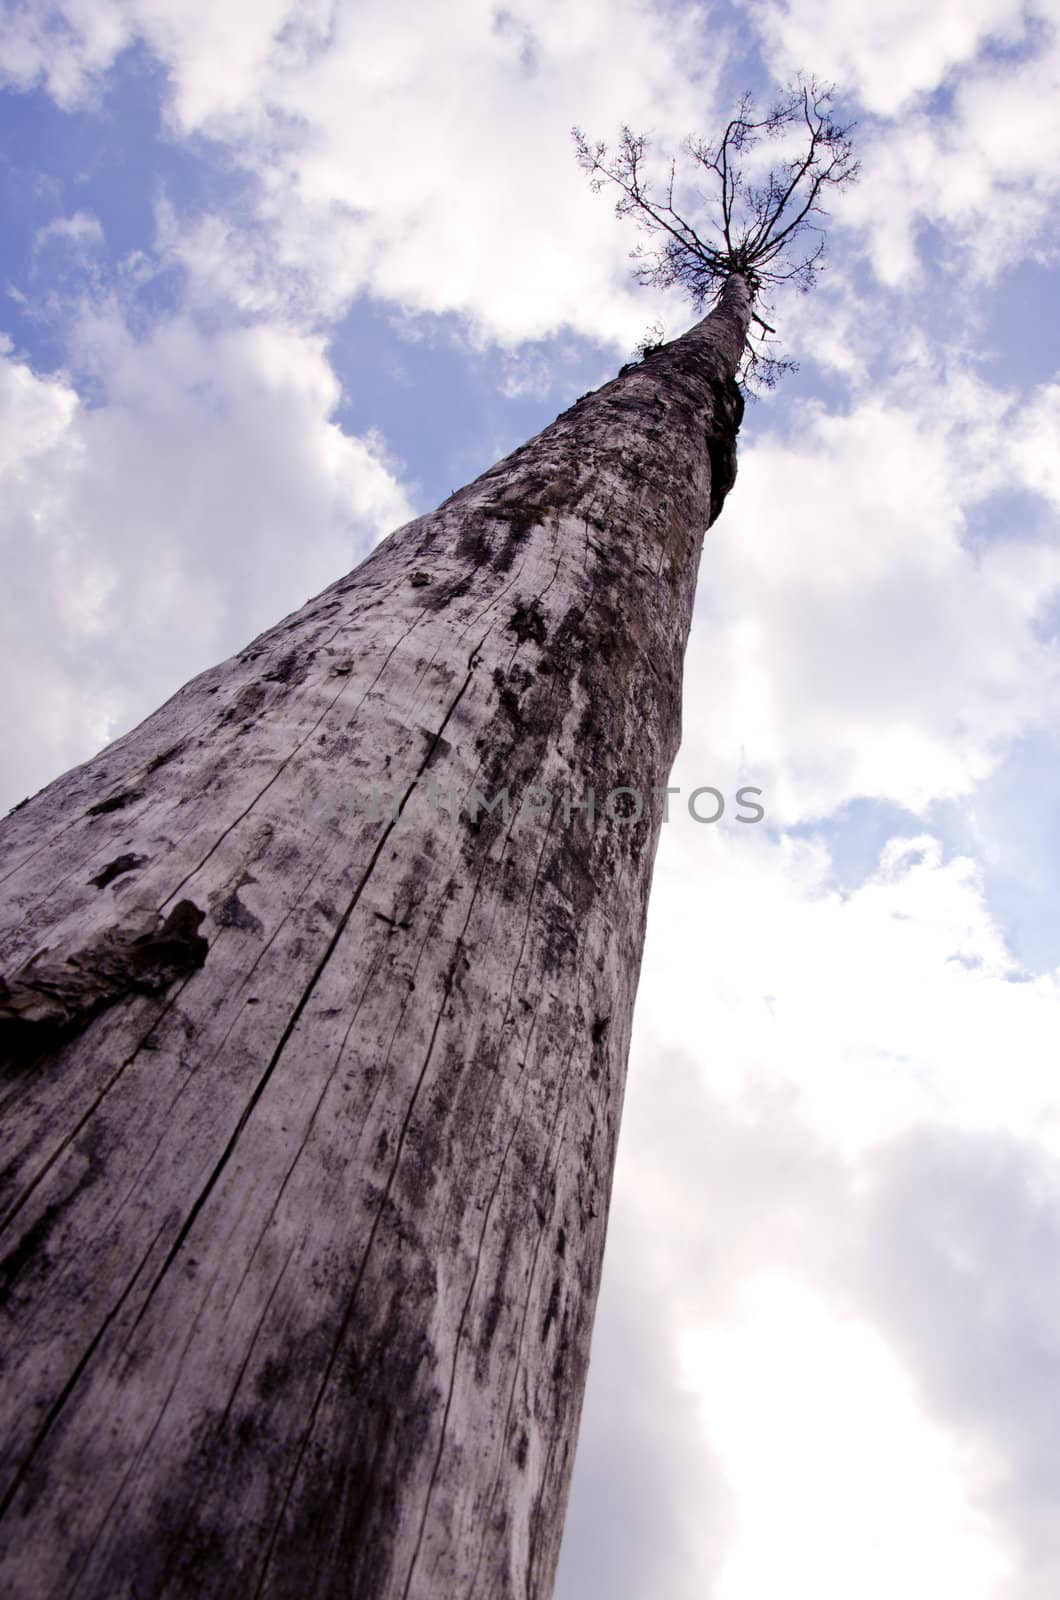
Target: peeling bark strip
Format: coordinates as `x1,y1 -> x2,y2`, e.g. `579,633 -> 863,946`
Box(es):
0,275 -> 750,1599
0,901 -> 207,1057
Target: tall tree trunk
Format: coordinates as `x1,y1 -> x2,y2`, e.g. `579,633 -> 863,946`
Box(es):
0,274 -> 749,1599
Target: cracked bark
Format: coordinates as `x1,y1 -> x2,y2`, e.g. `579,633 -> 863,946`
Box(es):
0,274 -> 750,1599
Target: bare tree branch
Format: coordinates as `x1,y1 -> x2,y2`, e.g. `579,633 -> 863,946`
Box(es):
573,76 -> 858,389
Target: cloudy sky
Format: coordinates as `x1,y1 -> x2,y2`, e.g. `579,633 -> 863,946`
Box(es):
2,0 -> 1060,1595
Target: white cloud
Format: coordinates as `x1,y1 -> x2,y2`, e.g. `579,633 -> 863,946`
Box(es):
562,827 -> 1060,1594
8,0 -> 1060,326
685,372 -> 1060,820
554,1249 -> 734,1600
0,0 -> 132,108
0,331 -> 77,472
0,317 -> 413,812
1,0 -> 734,346
635,822 -> 1060,1154
860,1125 -> 1060,1582
747,0 -> 1060,289
33,209 -> 104,251
563,805 -> 1060,1596
753,0 -> 1034,116
682,1275 -> 1009,1600
9,0 -> 1059,335
859,24 -> 1057,286
1010,382 -> 1060,509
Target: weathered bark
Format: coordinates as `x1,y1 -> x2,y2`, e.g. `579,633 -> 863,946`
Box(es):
0,274 -> 750,1599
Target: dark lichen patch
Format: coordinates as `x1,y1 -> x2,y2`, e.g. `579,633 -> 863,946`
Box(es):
0,900 -> 208,1060
96,1475 -> 237,1600
263,650 -> 304,684
145,742 -> 185,775
508,502 -> 548,537
220,683 -> 268,726
419,571 -> 475,611
90,852 -> 147,890
255,1356 -> 293,1402
538,897 -> 580,978
86,788 -> 143,818
507,599 -> 548,647
455,515 -> 493,568
418,727 -> 453,770
214,891 -> 264,939
488,517 -> 535,575
0,1197 -> 63,1312
0,1121 -> 106,1311
483,495 -> 563,574
490,669 -> 525,728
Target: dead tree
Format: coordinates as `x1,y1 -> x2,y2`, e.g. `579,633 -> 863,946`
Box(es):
0,82 -> 855,1600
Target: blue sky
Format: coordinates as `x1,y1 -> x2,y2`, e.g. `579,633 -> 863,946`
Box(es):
2,1 -> 1060,1596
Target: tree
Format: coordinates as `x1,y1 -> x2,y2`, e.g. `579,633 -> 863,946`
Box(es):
0,84 -> 854,1600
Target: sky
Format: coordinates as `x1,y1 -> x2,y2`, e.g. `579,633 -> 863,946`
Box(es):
1,1 -> 1059,1596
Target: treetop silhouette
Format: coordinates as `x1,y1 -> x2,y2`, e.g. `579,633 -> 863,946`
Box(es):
574,77 -> 859,384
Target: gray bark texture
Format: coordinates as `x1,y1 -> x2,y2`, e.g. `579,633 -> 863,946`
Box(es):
0,274 -> 750,1599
